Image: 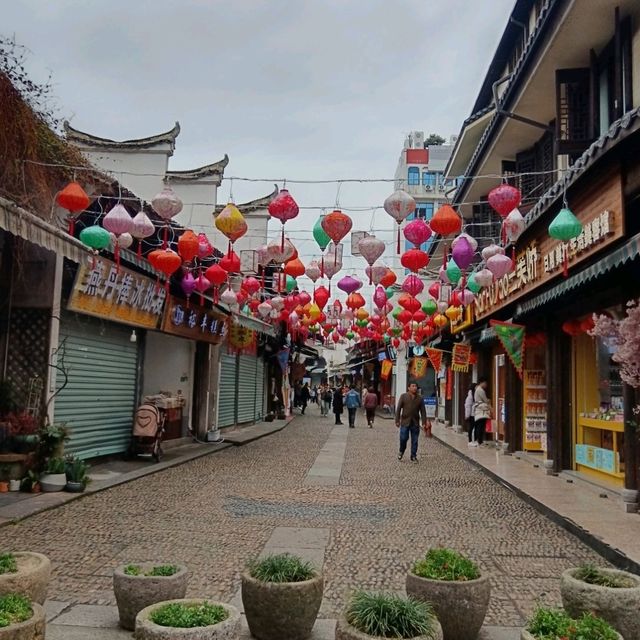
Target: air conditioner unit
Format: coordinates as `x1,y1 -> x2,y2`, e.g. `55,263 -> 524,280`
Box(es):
438,185 -> 445,192
425,186 -> 433,192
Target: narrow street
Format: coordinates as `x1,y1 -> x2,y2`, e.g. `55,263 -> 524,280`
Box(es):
3,414 -> 606,628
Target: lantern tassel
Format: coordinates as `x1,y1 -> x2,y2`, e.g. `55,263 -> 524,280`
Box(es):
228,240 -> 232,257
397,223 -> 401,254
501,221 -> 507,246
115,243 -> 120,273
187,296 -> 190,309
563,243 -> 569,278
163,225 -> 168,249
67,217 -> 75,236
137,240 -> 142,257
334,244 -> 338,265
511,246 -> 516,270
320,255 -> 325,277
281,225 -> 285,252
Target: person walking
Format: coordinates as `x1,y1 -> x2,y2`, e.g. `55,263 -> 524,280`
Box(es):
363,386 -> 378,428
332,385 -> 344,425
299,383 -> 310,415
345,385 -> 361,428
310,385 -> 317,405
395,382 -> 427,463
465,383 -> 477,446
473,378 -> 493,446
321,385 -> 332,416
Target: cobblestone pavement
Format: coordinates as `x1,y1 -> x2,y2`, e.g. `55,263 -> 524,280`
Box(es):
2,413 -> 609,627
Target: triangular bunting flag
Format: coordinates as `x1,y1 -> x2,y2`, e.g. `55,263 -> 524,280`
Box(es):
490,320 -> 525,379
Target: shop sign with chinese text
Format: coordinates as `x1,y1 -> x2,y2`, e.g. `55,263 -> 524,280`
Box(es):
161,297 -> 227,344
474,170 -> 624,320
68,258 -> 165,329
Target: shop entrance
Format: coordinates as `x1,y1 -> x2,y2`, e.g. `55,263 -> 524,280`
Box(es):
492,353 -> 506,442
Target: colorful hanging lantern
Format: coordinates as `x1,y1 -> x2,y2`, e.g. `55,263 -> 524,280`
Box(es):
422,297 -> 437,316
357,235 -> 385,283
397,309 -> 413,325
346,292 -> 366,310
152,185 -> 183,248
177,229 -> 200,264
298,291 -> 311,305
284,257 -> 305,278
221,288 -> 238,307
428,282 -> 440,299
433,313 -> 448,328
365,262 -> 389,286
466,273 -> 482,294
181,272 -> 196,303
154,249 -> 182,290
314,285 -> 330,310
215,202 -> 248,255
111,232 -> 133,251
413,309 -> 427,323
481,243 -> 503,262
193,274 -> 211,305
373,286 -> 387,309
549,207 -> 582,276
445,305 -> 462,322
79,225 -> 111,252
488,184 -> 521,217
268,189 -> 299,251
430,204 -> 462,236
401,248 -> 429,273
220,250 -> 241,273
403,218 -> 432,248
380,269 -> 397,288
383,190 -> 416,252
197,233 -> 214,259
337,275 -> 362,295
446,258 -> 462,285
305,260 -> 322,284
242,276 -> 261,296
438,264 -> 450,284
562,319 -> 582,336
102,204 -> 134,267
321,210 -> 353,262
504,208 -> 526,243
385,287 -> 395,300
451,234 -> 475,270
257,301 -> 272,318
267,237 -> 296,265
285,275 -> 297,293
458,289 -> 476,305
486,253 -> 513,279
57,181 -> 91,235
130,211 -> 155,257
401,274 -> 424,297
398,293 -> 421,314
474,268 -> 495,287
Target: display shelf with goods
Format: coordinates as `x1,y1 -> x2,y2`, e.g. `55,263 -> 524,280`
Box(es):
523,368 -> 547,452
573,332 -> 625,486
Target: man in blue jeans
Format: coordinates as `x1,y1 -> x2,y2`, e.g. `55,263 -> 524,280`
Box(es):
395,383 -> 427,463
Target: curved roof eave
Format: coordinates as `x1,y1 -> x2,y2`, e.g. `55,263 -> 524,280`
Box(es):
64,121 -> 181,150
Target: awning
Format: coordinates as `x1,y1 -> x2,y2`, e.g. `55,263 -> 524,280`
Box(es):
0,196 -> 89,263
515,233 -> 640,318
297,344 -> 319,358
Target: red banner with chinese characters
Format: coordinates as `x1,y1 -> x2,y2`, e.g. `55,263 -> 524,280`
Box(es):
451,343 -> 471,372
227,321 -> 256,355
380,359 -> 393,380
446,367 -> 453,400
425,348 -> 443,372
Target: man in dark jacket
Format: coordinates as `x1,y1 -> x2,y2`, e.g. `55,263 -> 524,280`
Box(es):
299,383 -> 310,415
332,386 -> 344,425
395,383 -> 427,463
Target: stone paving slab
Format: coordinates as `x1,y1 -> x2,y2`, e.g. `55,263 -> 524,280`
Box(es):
223,419 -> 292,445
46,625 -> 131,639
263,526 -> 330,549
53,603 -> 120,628
305,425 -> 348,486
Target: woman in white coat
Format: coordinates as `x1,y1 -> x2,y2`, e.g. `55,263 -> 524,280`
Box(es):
472,378 -> 493,446
464,383 -> 477,446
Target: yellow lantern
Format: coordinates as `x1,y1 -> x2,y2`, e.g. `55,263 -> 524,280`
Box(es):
308,302 -> 321,321
355,308 -> 369,321
214,203 -> 247,252
433,313 -> 448,328
445,305 -> 462,322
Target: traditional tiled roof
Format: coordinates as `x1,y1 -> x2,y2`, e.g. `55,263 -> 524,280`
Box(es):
166,155 -> 230,182
64,121 -> 181,150
214,185 -> 278,214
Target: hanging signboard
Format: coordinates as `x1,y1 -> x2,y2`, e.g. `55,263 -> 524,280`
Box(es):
161,296 -> 227,344
451,344 -> 471,372
67,258 -> 165,329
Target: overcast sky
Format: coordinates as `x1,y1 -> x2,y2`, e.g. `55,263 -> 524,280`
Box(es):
7,0 -> 513,292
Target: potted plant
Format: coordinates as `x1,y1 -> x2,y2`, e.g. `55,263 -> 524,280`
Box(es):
405,548 -> 490,640
4,413 -> 39,454
64,456 -> 89,493
561,564 -> 640,639
39,457 -> 66,492
522,606 -> 621,639
9,479 -> 20,492
134,599 -> 240,639
0,593 -> 45,639
0,552 -> 51,604
113,563 -> 188,630
242,553 -> 323,640
336,590 -> 442,640
20,471 -> 40,494
0,466 -> 8,493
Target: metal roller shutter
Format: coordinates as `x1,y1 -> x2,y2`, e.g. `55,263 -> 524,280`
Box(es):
54,314 -> 138,459
254,358 -> 265,421
217,353 -> 237,427
236,355 -> 257,423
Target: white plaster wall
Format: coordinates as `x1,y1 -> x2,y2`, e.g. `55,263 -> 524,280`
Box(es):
171,181 -> 218,240
143,332 -> 195,430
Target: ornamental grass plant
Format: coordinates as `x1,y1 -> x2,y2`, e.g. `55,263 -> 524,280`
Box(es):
247,553 -> 316,583
0,553 -> 17,575
412,548 -> 480,581
574,564 -> 636,588
345,590 -> 438,639
149,602 -> 227,628
0,593 -> 33,628
123,564 -> 179,577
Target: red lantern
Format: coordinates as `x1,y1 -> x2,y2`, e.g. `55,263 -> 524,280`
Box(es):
580,316 -> 595,333
284,257 -> 305,278
488,184 -> 521,217
298,291 -> 311,306
219,250 -> 241,273
397,309 -> 413,325
242,276 -> 261,296
205,264 -> 227,286
346,292 -> 365,310
401,249 -> 429,273
177,230 -> 199,264
155,249 -> 182,290
413,310 -> 427,323
398,294 -> 421,314
321,210 -> 352,261
428,282 -> 440,299
562,319 -> 582,336
430,204 -> 462,236
147,249 -> 164,270
57,182 -> 90,235
314,286 -> 330,310
268,189 -> 300,251
380,269 -> 397,288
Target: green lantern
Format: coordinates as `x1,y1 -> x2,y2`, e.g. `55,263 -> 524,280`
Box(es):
346,331 -> 354,340
422,297 -> 437,316
392,306 -> 402,319
392,327 -> 402,336
285,275 -> 297,293
313,216 -> 331,251
385,287 -> 395,299
446,258 -> 462,285
549,207 -> 582,241
79,225 -> 111,250
467,273 -> 482,294
383,334 -> 390,343
356,319 -> 368,328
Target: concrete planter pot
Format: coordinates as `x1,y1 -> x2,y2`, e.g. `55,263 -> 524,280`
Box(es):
113,563 -> 188,631
561,567 -> 640,640
335,615 -> 443,640
39,473 -> 66,493
241,572 -> 323,640
406,571 -> 490,640
0,553 -> 51,605
520,630 -> 622,640
64,481 -> 85,493
0,602 -> 45,640
134,599 -> 240,640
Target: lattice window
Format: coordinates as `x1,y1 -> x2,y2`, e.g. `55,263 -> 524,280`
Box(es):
556,68 -> 593,155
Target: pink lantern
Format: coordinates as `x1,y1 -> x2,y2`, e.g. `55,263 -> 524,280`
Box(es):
271,296 -> 285,311
267,237 -> 296,264
403,218 -> 432,247
337,275 -> 362,294
474,268 -> 495,287
428,282 -> 440,299
383,190 -> 416,252
305,260 -> 322,283
373,286 -> 387,309
357,235 -> 385,283
256,244 -> 271,267
193,274 -> 211,304
131,210 -> 155,257
504,208 -> 526,243
486,253 -> 513,279
152,185 -> 183,248
459,288 -> 476,305
268,189 -> 299,250
258,301 -> 272,318
322,255 -> 342,280
220,288 -> 238,307
298,291 -> 312,306
197,233 -> 214,259
438,265 -> 450,284
103,203 -> 133,267
181,272 -> 196,301
402,274 -> 424,297
481,243 -> 504,262
451,235 -> 475,270
365,262 -> 389,286
488,184 -> 521,217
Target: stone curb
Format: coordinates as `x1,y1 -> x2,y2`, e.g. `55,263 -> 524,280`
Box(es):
0,417 -> 295,530
432,432 -> 640,575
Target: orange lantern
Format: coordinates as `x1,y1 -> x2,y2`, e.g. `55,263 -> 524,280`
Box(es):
433,313 -> 448,328
284,257 -> 305,278
321,210 -> 352,262
177,229 -> 199,264
155,249 -> 182,291
346,292 -> 365,310
57,182 -> 91,235
430,204 -> 462,236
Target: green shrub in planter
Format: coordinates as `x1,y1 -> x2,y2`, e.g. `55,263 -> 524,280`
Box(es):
150,601 -> 228,628
0,554 -> 17,576
412,548 -> 480,581
247,553 -> 316,583
123,564 -> 180,577
0,593 -> 33,627
573,564 -> 635,588
525,606 -> 620,640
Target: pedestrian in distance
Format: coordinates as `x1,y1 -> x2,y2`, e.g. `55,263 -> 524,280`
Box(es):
321,385 -> 332,416
465,382 -> 477,446
361,385 -> 368,414
473,378 -> 493,446
332,386 -> 344,425
299,382 -> 310,415
345,385 -> 361,428
363,386 -> 378,428
310,385 -> 317,405
395,382 -> 427,463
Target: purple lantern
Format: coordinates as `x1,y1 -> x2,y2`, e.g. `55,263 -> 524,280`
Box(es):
401,274 -> 424,297
373,286 -> 387,309
451,235 -> 475,270
337,275 -> 362,294
181,272 -> 196,302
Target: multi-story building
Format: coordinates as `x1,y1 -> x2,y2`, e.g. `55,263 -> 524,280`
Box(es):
444,0 -> 640,511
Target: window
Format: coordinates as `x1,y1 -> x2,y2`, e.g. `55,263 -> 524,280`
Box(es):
407,167 -> 420,186
422,171 -> 436,189
423,202 -> 434,220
